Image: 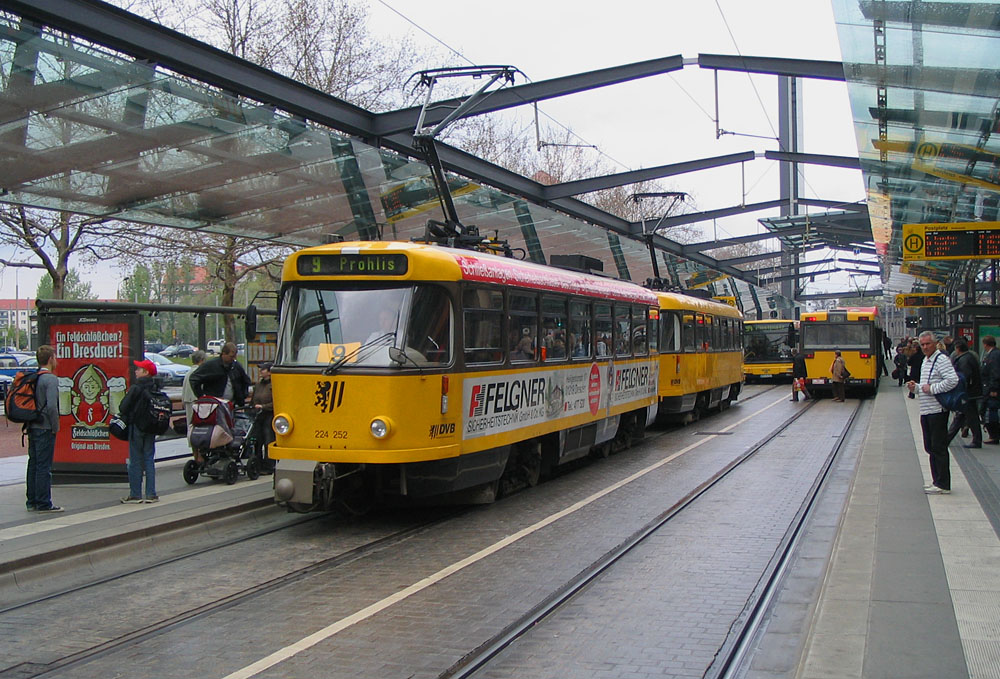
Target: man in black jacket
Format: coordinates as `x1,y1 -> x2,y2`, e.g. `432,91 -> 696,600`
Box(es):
982,335 -> 1000,444
947,340 -> 982,448
190,342 -> 252,405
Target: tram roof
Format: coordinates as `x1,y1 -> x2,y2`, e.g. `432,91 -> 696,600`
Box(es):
284,241 -> 660,306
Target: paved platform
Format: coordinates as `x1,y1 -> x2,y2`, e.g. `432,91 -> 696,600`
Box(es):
0,435 -> 273,579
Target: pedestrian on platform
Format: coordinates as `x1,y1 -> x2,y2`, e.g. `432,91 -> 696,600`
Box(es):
947,340 -> 982,448
830,350 -> 847,402
25,345 -> 63,513
249,361 -> 275,472
182,349 -> 206,461
908,330 -> 959,495
907,342 -> 923,399
120,359 -> 159,504
893,346 -> 908,386
190,342 -> 251,406
982,335 -> 1000,444
790,348 -> 810,402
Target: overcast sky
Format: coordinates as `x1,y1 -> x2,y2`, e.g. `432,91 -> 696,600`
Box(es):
0,0 -> 869,300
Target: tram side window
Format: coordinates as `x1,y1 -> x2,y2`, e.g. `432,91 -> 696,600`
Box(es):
648,311 -> 659,354
660,311 -> 679,352
569,301 -> 592,359
695,314 -> 707,352
711,315 -> 721,352
632,305 -> 648,356
614,305 -> 631,357
463,288 -> 503,364
405,285 -> 452,365
595,303 -> 612,357
681,313 -> 696,352
541,296 -> 568,361
509,292 -> 538,363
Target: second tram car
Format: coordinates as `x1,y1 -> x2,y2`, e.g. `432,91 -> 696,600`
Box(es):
799,307 -> 882,397
266,240 -> 746,511
742,319 -> 798,382
656,293 -> 744,421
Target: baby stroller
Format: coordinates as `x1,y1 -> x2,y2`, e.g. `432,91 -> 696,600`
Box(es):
182,396 -> 263,485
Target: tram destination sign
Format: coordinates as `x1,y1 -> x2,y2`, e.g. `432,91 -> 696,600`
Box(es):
902,221 -> 1000,261
297,253 -> 408,276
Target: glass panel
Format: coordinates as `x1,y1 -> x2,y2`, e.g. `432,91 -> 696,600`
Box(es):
569,301 -> 591,359
277,285 -> 409,367
632,305 -> 648,356
541,296 -> 567,361
661,312 -> 678,352
464,288 -> 502,364
681,313 -> 696,353
743,322 -> 795,363
404,286 -> 452,365
802,323 -> 871,351
595,303 -> 612,357
509,292 -> 537,363
614,305 -> 631,357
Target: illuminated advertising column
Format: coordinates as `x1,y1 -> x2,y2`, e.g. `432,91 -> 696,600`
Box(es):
39,311 -> 143,478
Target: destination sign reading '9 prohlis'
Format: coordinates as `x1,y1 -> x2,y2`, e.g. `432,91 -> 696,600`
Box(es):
297,253 -> 408,276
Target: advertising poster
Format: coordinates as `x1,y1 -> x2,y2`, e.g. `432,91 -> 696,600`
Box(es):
40,311 -> 143,476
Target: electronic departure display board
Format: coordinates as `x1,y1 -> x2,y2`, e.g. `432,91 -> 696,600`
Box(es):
902,221 -> 1000,261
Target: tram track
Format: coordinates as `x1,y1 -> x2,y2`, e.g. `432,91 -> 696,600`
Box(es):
439,396 -> 862,679
0,511 -> 458,679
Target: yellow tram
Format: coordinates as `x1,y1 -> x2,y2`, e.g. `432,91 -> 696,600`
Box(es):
266,241 -> 748,511
799,307 -> 882,397
742,319 -> 798,382
656,293 -> 744,421
269,241 -> 662,511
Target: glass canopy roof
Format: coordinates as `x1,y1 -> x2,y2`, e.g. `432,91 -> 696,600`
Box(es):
832,0 -> 1000,294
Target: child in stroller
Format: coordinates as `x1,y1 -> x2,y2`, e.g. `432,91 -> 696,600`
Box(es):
182,396 -> 264,485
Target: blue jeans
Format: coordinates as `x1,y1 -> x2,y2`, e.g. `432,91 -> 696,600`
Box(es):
127,427 -> 157,499
26,428 -> 56,509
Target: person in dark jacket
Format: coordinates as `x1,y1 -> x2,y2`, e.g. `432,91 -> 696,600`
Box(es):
982,335 -> 1000,444
893,346 -> 908,386
907,343 -> 923,399
790,348 -> 811,402
249,362 -> 274,472
25,345 -> 63,513
120,359 -> 159,504
947,340 -> 982,447
189,342 -> 252,405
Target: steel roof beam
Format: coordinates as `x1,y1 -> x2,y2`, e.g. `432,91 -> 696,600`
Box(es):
628,199 -> 786,234
753,257 -> 838,276
5,0 -> 378,139
698,54 -> 846,81
719,244 -> 825,267
543,152 -> 755,200
797,289 -> 884,301
764,150 -> 861,170
681,226 -> 810,254
374,55 -> 686,136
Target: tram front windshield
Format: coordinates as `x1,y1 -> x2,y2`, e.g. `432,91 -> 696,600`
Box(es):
801,323 -> 871,351
743,324 -> 793,363
277,284 -> 452,367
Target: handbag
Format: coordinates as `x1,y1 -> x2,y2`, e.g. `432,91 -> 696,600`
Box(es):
930,355 -> 967,412
109,414 -> 129,440
891,368 -> 899,379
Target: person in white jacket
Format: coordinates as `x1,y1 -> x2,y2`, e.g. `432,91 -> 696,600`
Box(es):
907,331 -> 959,494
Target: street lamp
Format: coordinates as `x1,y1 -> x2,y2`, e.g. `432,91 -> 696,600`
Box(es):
119,276 -> 131,302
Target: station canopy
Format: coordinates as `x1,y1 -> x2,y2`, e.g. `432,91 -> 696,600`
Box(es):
0,4 -> 737,293
832,0 -> 1000,293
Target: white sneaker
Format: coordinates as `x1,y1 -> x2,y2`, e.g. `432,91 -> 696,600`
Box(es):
924,486 -> 951,495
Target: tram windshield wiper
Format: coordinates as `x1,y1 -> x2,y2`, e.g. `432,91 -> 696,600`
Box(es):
323,332 -> 396,375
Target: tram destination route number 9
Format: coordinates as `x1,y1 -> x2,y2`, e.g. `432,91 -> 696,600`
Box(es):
902,221 -> 1000,261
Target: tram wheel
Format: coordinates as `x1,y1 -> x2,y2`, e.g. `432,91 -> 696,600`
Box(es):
182,460 -> 199,485
224,460 -> 239,485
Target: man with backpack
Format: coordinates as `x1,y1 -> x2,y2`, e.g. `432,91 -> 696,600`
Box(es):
25,345 -> 63,513
119,358 -> 160,504
947,340 -> 982,448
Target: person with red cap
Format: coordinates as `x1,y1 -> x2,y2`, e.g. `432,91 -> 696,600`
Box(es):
119,358 -> 159,504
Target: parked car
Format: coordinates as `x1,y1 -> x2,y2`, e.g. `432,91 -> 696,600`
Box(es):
0,373 -> 12,402
144,352 -> 191,387
161,343 -> 197,358
0,352 -> 36,379
206,339 -> 224,355
144,341 -> 165,354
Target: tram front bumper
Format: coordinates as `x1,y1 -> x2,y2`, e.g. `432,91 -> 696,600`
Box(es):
274,459 -> 317,504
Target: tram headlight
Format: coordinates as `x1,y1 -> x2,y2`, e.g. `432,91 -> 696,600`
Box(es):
370,417 -> 391,439
273,414 -> 292,435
